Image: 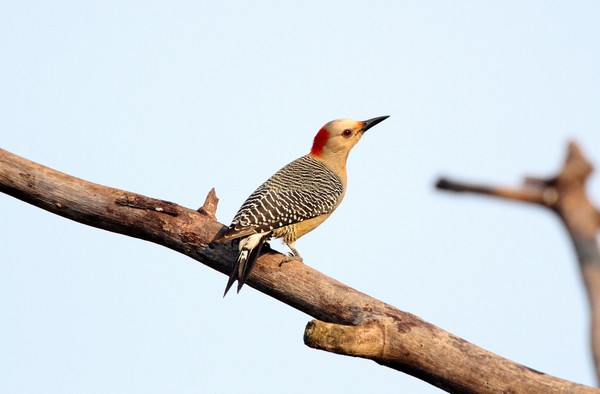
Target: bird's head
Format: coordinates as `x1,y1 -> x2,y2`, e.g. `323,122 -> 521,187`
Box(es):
310,116 -> 389,159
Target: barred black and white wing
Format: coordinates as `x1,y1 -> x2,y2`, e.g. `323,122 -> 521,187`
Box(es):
219,154 -> 344,240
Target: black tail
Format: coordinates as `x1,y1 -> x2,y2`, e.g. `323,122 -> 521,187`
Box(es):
223,233 -> 270,297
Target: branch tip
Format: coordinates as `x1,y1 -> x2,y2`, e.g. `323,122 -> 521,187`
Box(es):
436,177 -> 464,192
304,320 -> 357,352
198,187 -> 219,219
304,319 -> 384,358
561,141 -> 594,181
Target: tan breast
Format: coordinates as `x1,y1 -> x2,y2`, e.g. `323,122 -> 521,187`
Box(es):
272,212 -> 334,244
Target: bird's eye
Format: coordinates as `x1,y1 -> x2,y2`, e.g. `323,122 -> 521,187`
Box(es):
342,129 -> 352,138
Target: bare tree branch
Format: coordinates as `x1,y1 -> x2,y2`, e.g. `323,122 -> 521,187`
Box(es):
435,178 -> 548,205
437,141 -> 600,384
1,147 -> 596,393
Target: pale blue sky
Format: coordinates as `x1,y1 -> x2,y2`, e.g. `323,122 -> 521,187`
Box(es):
1,1 -> 599,393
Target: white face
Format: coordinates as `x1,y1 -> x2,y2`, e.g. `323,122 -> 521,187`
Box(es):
322,118 -> 365,155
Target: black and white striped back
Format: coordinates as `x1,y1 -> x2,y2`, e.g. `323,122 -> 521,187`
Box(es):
225,154 -> 343,237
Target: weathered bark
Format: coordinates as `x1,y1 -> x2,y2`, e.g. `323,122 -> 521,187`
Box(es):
437,141 -> 600,384
0,147 -> 596,393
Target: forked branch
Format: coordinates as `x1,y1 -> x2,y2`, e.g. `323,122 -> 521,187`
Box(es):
437,141 -> 600,384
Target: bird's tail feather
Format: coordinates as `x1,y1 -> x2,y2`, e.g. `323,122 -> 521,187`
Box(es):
223,232 -> 270,297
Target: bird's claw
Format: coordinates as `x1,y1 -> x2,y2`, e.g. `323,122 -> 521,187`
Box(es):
279,253 -> 303,267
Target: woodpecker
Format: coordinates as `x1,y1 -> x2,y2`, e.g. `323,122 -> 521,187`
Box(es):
216,116 -> 389,296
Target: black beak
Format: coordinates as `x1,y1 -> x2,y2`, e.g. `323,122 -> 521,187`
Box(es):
360,115 -> 389,132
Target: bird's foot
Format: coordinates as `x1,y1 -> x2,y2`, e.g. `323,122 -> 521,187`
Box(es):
279,253 -> 303,267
